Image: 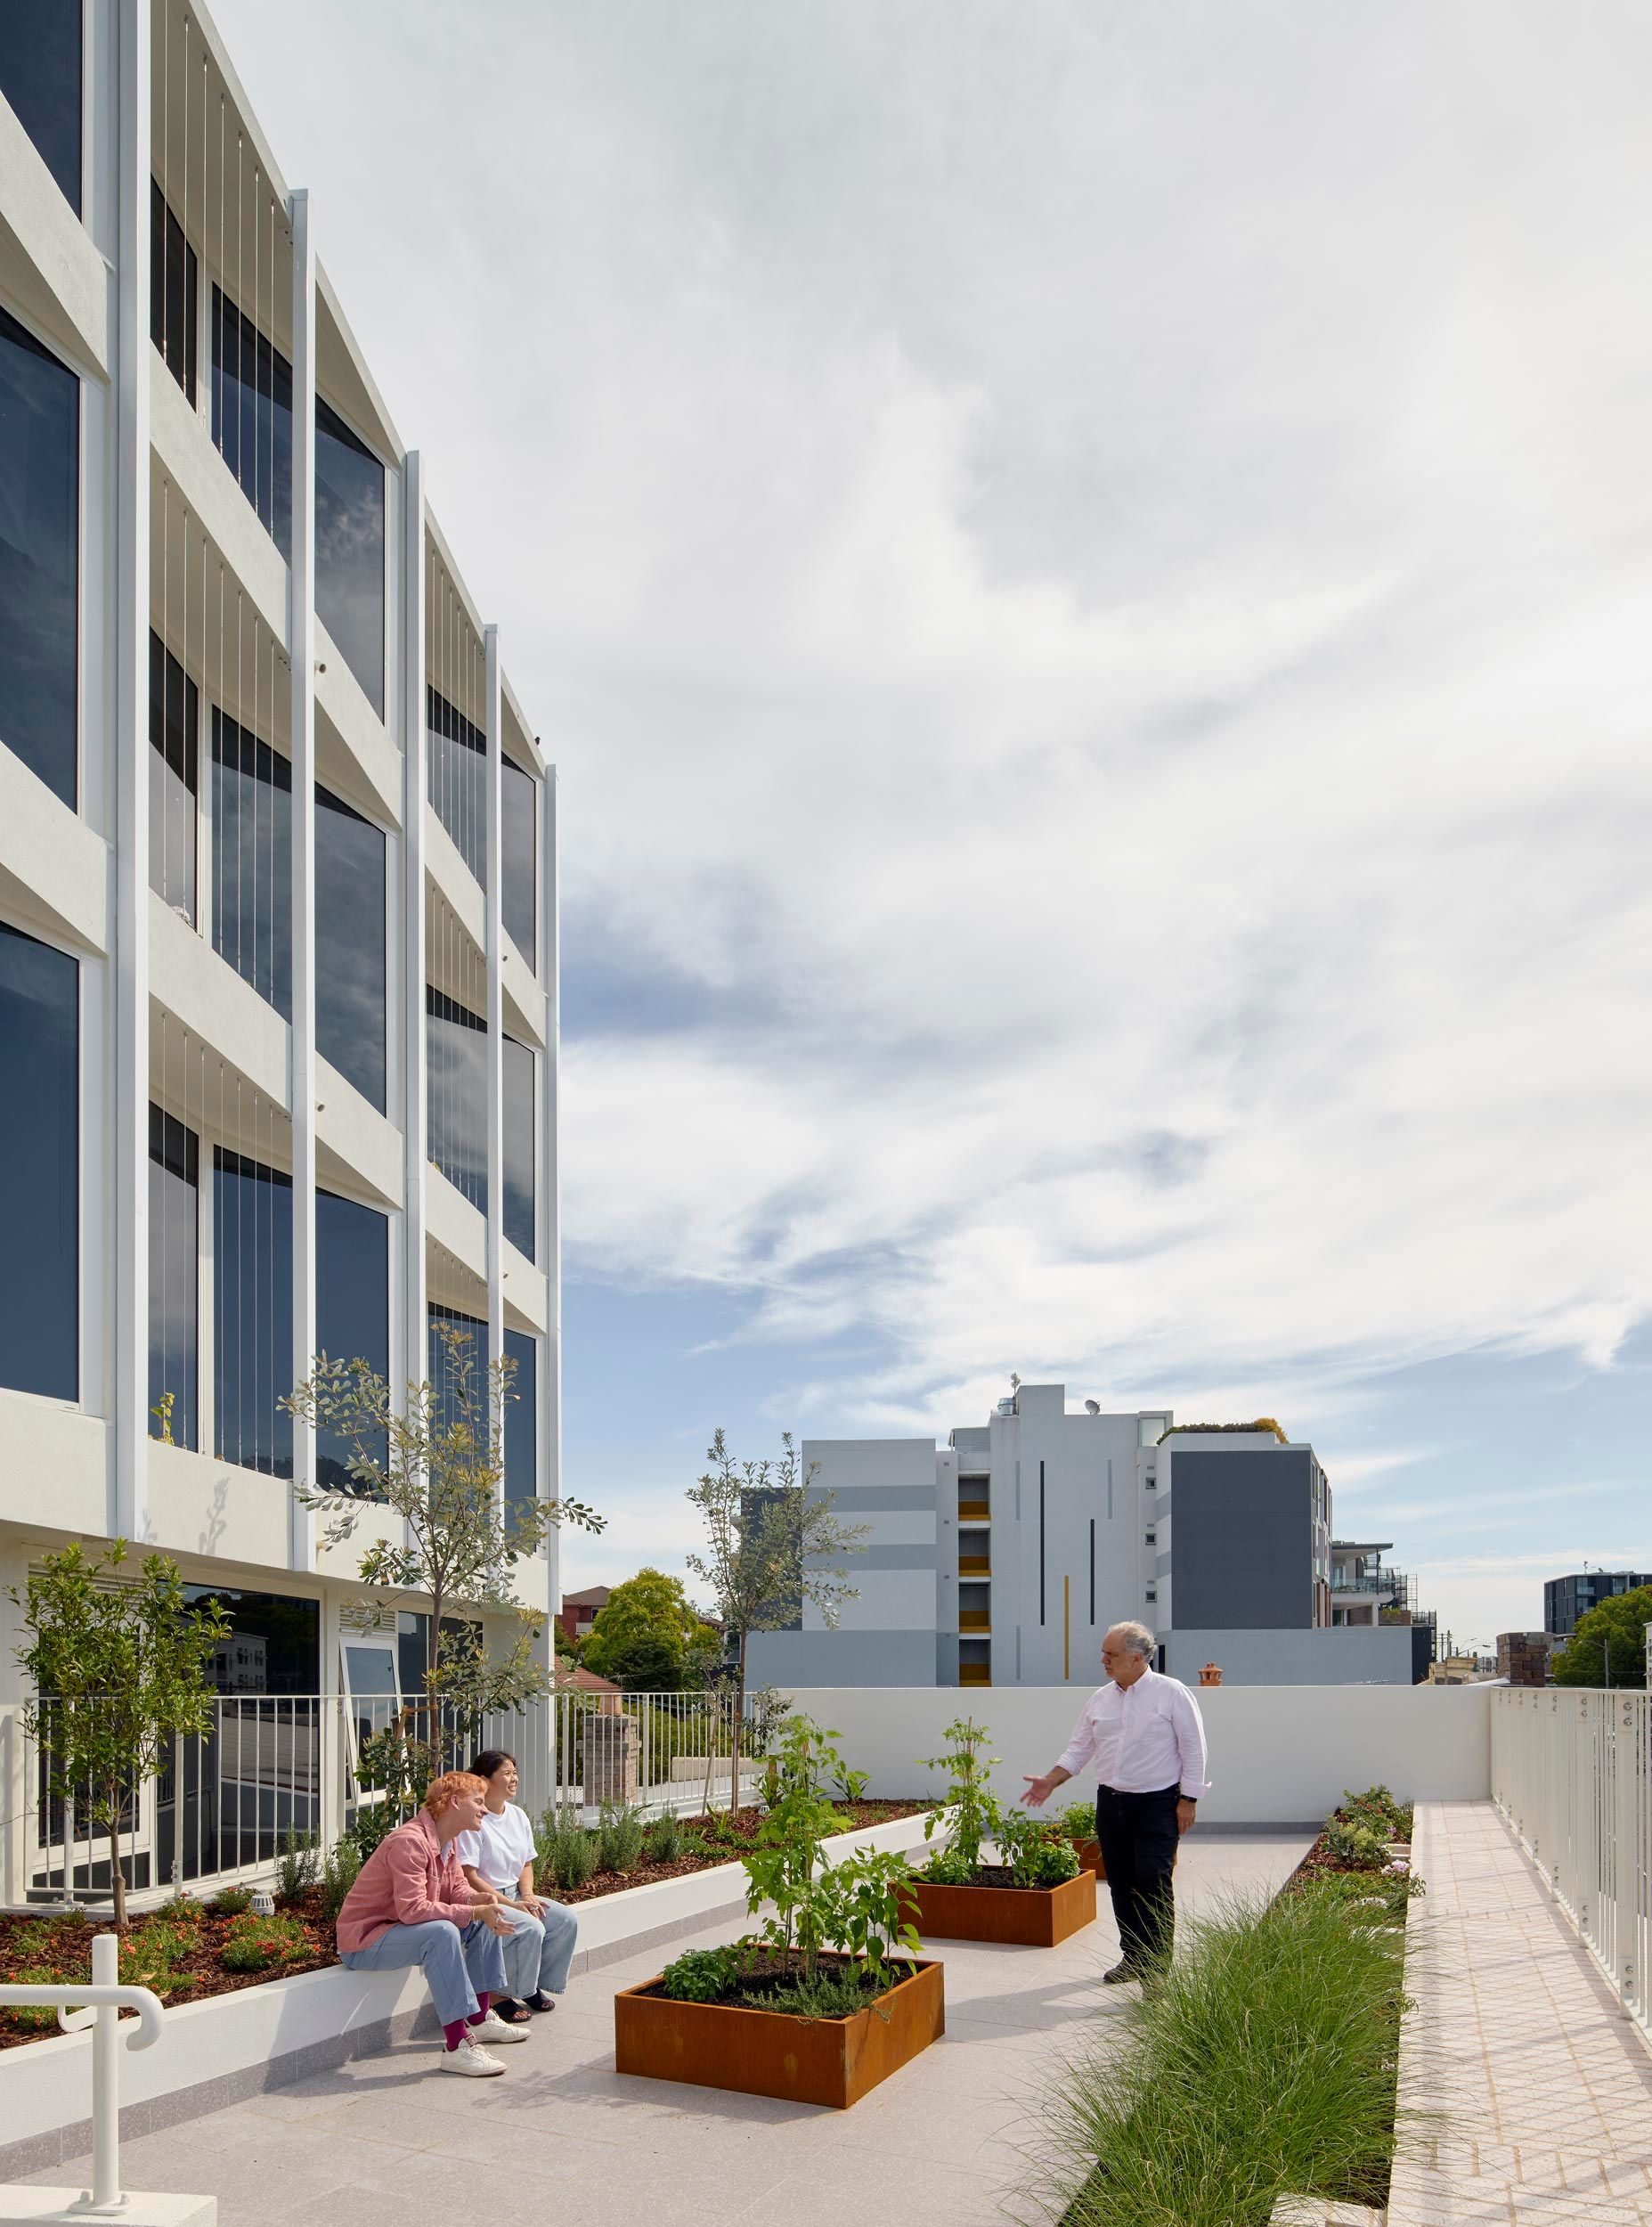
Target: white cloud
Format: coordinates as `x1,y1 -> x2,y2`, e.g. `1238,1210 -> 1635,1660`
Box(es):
217,0 -> 1652,1448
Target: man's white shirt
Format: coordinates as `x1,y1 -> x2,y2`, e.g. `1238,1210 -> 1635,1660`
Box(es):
1055,1668 -> 1211,1799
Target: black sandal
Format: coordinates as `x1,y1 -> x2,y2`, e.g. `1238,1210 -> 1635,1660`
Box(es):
525,1991 -> 557,2014
492,1998 -> 530,2024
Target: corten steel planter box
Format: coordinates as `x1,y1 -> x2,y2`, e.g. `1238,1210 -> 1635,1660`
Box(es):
614,1957 -> 945,2109
901,1868 -> 1097,1946
1070,1837 -> 1107,1880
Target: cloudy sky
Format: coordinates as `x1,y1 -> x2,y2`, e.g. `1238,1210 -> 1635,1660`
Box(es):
220,0 -> 1651,1649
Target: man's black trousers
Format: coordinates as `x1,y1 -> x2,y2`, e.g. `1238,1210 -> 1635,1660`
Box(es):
1094,1782 -> 1180,1970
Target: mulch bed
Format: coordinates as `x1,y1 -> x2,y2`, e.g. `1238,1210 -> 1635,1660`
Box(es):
548,1799 -> 929,1905
0,1799 -> 932,2047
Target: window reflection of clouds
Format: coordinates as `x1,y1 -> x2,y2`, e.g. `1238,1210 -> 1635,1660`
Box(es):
316,785 -> 387,1112
148,1106 -> 199,1449
503,1034 -> 535,1261
212,711 -> 292,1019
315,398 -> 385,719
427,986 -> 487,1211
0,306 -> 79,809
213,1147 -> 294,1478
504,1327 -> 537,1530
501,756 -> 537,963
315,1188 -> 388,1493
0,922 -> 77,1400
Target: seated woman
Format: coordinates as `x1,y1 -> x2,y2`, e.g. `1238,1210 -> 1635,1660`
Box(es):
457,1749 -> 578,2020
336,1770 -> 529,2076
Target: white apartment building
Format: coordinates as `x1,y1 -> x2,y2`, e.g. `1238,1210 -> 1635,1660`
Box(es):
0,1 -> 560,1887
751,1390 -> 1420,1689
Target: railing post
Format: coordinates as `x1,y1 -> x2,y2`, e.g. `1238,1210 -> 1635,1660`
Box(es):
1615,1693 -> 1637,2015
87,1931 -> 122,2211
172,1732 -> 185,1887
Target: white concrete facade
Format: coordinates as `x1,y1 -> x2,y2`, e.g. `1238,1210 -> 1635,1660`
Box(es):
0,3 -> 559,1728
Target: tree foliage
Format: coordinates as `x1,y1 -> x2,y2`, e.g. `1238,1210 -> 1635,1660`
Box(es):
686,1429 -> 867,1807
10,1541 -> 230,1927
285,1326 -> 604,1726
1551,1587 -> 1652,1690
580,1567 -> 722,1691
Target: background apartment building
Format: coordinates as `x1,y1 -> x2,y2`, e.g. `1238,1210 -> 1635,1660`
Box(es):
749,1388 -> 1423,1689
1543,1570 -> 1652,1638
0,0 -> 561,1888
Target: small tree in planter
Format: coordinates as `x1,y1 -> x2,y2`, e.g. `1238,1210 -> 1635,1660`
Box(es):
685,1430 -> 867,1812
614,1713 -> 938,2108
286,1326 -> 604,1762
10,1542 -> 231,1929
912,1717 -> 1089,1946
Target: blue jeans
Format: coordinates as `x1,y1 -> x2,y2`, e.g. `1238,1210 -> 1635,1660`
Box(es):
495,1899 -> 578,2000
340,1919 -> 508,2028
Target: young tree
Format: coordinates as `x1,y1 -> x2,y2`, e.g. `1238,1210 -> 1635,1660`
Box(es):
286,1326 -> 604,1750
10,1541 -> 231,1928
1551,1587 -> 1652,1690
686,1430 -> 867,1810
581,1567 -> 722,1691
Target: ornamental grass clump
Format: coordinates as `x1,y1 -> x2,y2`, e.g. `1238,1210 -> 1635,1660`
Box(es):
597,1803 -> 646,1875
536,1801 -> 596,1893
1034,1883 -> 1410,2227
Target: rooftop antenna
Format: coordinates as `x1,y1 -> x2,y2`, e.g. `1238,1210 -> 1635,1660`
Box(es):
1010,1372 -> 1021,1391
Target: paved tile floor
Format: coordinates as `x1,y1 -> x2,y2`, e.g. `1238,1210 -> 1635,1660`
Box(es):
1389,1801 -> 1652,2226
23,1831 -> 1310,2227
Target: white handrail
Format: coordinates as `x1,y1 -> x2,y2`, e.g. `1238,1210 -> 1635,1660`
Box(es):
0,1934 -> 166,2211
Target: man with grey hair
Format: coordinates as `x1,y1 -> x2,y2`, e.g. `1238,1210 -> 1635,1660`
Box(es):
1022,1619 -> 1209,1980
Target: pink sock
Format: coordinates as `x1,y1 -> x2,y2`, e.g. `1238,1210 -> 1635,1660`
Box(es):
467,1994 -> 491,2027
443,2019 -> 469,2052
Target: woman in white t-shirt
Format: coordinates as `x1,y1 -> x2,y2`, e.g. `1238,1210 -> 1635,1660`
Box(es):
456,1749 -> 577,2023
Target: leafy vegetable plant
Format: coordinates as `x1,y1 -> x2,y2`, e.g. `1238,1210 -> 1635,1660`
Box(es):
917,1717 -> 1000,1876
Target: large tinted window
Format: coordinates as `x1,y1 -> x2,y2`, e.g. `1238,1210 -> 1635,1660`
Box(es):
503,1326 -> 537,1533
315,1188 -> 388,1493
149,632 -> 197,921
0,0 -> 81,213
212,710 -> 291,1017
211,287 -> 291,557
428,1302 -> 487,1432
502,1033 -> 534,1260
500,755 -> 536,964
148,1105 -> 198,1449
0,921 -> 77,1399
315,397 -> 385,718
427,686 -> 486,886
213,1146 -> 292,1476
151,184 -> 198,404
0,306 -> 78,807
183,1586 -> 320,1695
427,985 -> 486,1212
315,784 -> 386,1112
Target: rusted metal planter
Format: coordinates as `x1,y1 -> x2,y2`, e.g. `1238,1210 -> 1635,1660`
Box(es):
1070,1836 -> 1107,1879
901,1867 -> 1096,1946
614,1956 -> 945,2109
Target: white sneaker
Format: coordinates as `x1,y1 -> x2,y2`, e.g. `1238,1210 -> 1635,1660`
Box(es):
439,2033 -> 506,2076
470,2011 -> 531,2044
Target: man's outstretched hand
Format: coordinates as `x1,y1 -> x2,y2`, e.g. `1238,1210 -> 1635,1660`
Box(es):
1021,1773 -> 1060,1808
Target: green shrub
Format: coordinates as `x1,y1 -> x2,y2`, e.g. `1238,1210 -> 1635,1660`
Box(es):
597,1804 -> 646,1875
320,1838 -> 362,1923
536,1802 -> 597,1893
275,1831 -> 320,1902
1037,1885 -> 1407,2227
923,1845 -> 977,1886
1322,1819 -> 1389,1871
1002,1816 -> 1080,1889
734,1964 -> 882,2019
1058,1799 -> 1096,1840
209,1886 -> 253,1917
645,1810 -> 686,1864
221,1911 -> 312,1974
659,1944 -> 746,2003
154,1892 -> 201,1928
1340,1785 -> 1413,1840
345,1799 -> 403,1863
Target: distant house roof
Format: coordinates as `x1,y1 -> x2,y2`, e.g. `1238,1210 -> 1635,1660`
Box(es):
561,1587 -> 611,1610
553,1662 -> 620,1693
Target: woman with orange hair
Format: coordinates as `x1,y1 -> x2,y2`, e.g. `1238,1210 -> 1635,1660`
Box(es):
336,1771 -> 528,2077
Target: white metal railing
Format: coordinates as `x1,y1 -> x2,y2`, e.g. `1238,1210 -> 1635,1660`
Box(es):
0,1933 -> 166,2210
1493,1685 -> 1651,2034
2,1686 -> 771,1910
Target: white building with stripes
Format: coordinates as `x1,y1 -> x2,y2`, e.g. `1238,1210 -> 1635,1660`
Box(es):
0,1 -> 561,1896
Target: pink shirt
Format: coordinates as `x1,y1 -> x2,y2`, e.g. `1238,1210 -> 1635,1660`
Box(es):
336,1811 -> 476,1953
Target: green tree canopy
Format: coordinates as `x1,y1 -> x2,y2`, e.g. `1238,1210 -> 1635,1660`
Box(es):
580,1567 -> 722,1691
1551,1587 -> 1652,1690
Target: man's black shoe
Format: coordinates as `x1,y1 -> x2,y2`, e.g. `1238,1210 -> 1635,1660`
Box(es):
1102,1961 -> 1138,1984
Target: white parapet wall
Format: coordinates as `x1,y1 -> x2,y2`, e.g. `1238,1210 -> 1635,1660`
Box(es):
776,1683 -> 1496,1823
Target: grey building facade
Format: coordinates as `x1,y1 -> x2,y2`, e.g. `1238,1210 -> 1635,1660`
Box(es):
1544,1571 -> 1652,1637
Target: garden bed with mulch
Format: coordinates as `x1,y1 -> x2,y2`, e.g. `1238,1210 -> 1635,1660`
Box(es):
0,1799 -> 932,2048
546,1798 -> 930,1905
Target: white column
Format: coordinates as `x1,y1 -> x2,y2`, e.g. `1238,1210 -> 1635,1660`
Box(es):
541,766 -> 562,1575
288,188 -> 317,1570
402,455 -> 428,1398
112,0 -> 152,1542
483,624 -> 504,1501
